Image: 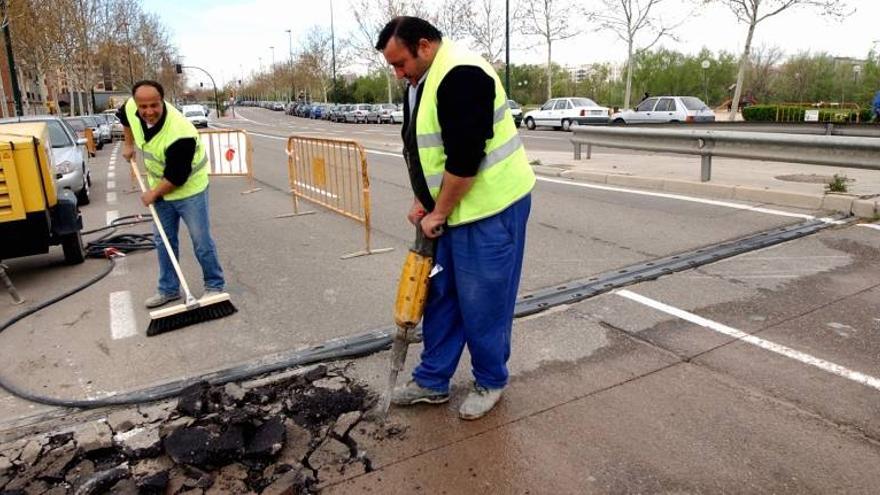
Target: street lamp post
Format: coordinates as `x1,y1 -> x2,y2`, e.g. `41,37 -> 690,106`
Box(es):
330,0 -> 337,103
285,29 -> 293,102
120,21 -> 135,87
269,46 -> 276,100
701,60 -> 711,104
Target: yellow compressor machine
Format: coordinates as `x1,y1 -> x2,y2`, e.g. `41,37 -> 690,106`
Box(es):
0,122 -> 85,264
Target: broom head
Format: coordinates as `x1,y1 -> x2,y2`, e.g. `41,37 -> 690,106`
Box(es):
146,292 -> 237,336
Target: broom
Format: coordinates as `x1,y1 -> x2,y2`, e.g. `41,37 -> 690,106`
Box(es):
129,159 -> 236,336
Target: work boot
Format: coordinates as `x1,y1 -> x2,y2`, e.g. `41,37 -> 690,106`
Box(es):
459,383 -> 503,420
144,293 -> 181,309
391,380 -> 449,406
203,288 -> 224,297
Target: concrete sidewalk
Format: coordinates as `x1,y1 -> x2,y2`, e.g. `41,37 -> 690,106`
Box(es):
527,148 -> 880,218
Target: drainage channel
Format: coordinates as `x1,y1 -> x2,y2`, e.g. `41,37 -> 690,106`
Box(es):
0,217 -> 844,410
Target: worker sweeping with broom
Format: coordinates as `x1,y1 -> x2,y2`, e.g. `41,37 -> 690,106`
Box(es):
118,80 -> 235,335
376,17 -> 534,420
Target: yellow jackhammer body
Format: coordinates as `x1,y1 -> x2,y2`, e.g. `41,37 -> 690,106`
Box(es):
377,227 -> 436,417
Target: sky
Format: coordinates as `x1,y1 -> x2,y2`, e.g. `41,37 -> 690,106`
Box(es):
149,0 -> 880,89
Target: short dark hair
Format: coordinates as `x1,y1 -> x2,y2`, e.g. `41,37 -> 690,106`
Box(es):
132,80 -> 164,98
375,16 -> 442,57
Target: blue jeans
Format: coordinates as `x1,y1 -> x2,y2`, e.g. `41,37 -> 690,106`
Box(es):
413,194 -> 531,392
153,188 -> 225,296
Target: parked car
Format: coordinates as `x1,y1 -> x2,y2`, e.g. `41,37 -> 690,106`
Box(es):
346,104 -> 372,123
0,116 -> 91,206
102,112 -> 124,139
390,107 -> 404,124
508,100 -> 523,128
611,96 -> 715,124
271,102 -> 285,111
64,116 -> 103,152
184,108 -> 209,128
372,103 -> 398,124
310,104 -> 327,119
523,97 -> 610,131
86,115 -> 111,144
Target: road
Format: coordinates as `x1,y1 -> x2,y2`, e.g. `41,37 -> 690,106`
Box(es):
1,106 -> 879,492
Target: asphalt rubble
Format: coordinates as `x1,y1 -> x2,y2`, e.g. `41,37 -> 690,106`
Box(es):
0,364 -> 406,494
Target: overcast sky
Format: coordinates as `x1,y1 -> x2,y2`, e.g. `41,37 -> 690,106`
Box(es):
150,0 -> 879,88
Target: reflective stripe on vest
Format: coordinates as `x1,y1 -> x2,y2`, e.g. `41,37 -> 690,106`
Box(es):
415,40 -> 535,226
125,98 -> 209,201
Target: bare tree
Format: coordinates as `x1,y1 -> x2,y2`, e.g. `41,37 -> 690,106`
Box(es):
715,0 -> 850,120
430,0 -> 473,42
517,0 -> 579,101
467,0 -> 507,63
588,0 -> 681,109
745,45 -> 783,102
349,0 -> 428,103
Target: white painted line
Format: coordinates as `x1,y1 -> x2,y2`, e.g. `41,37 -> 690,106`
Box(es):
107,171 -> 115,179
106,210 -> 119,225
616,289 -> 880,392
109,291 -> 138,339
107,180 -> 116,189
537,176 -> 818,221
106,191 -> 117,205
293,181 -> 338,198
111,256 -> 129,277
859,223 -> 880,231
365,149 -> 403,158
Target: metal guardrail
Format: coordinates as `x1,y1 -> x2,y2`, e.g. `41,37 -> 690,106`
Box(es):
618,121 -> 880,138
571,126 -> 880,182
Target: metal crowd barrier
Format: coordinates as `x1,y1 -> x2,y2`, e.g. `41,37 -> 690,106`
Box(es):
571,126 -> 880,182
84,128 -> 97,157
199,128 -> 260,194
283,135 -> 392,259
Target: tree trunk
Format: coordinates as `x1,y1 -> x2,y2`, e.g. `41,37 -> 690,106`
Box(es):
546,38 -> 552,101
624,39 -> 634,109
386,67 -> 393,104
729,16 -> 757,121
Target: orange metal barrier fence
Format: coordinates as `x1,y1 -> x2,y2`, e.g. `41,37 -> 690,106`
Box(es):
84,128 -> 97,157
284,135 -> 392,259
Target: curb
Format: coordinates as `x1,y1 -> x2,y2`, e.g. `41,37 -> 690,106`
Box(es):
534,165 -> 878,219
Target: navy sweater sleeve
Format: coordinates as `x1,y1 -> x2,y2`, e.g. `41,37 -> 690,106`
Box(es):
436,66 -> 495,177
163,139 -> 196,187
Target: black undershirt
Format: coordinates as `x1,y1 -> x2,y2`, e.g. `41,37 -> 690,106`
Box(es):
435,66 -> 495,177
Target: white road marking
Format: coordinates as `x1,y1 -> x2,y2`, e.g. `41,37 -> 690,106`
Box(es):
109,291 -> 138,339
106,191 -> 117,205
365,149 -> 403,158
293,181 -> 338,198
107,180 -> 115,189
106,210 -> 119,225
537,176 -> 820,221
108,171 -> 115,179
859,223 -> 880,231
616,289 -> 880,392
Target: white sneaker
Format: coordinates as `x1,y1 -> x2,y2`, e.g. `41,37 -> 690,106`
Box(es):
459,383 -> 503,420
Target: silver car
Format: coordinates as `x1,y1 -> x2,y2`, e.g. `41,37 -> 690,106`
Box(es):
0,116 -> 91,206
83,115 -> 112,144
611,96 -> 716,124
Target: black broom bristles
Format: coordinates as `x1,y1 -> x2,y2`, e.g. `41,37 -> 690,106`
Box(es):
146,299 -> 237,337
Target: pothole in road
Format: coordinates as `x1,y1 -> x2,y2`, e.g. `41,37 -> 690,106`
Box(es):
0,365 -> 405,494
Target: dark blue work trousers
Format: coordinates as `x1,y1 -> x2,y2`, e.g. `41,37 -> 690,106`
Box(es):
413,194 -> 531,392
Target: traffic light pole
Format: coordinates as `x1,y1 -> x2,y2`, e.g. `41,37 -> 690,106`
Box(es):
2,2 -> 23,116
176,64 -> 222,118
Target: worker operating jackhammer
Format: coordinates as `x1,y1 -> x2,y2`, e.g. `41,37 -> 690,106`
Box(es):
376,16 -> 535,420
